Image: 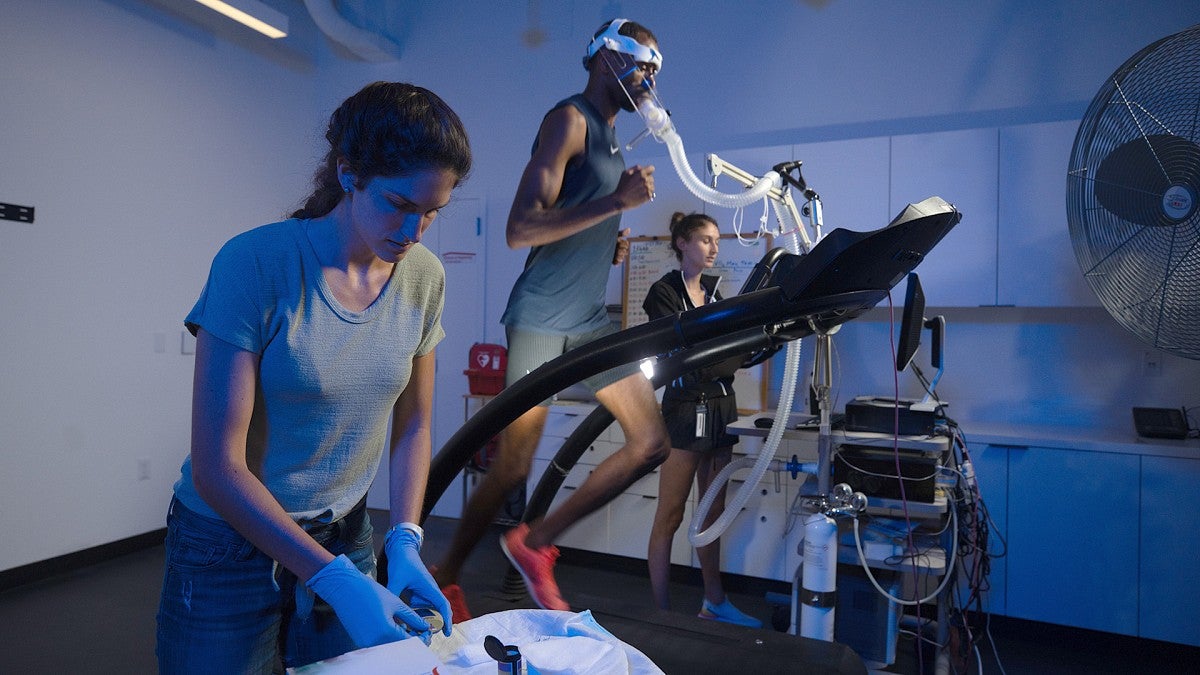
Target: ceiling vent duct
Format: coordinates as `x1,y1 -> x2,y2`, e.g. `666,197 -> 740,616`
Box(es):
302,0 -> 401,61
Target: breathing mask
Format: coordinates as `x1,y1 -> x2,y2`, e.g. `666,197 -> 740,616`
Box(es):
587,19 -> 673,149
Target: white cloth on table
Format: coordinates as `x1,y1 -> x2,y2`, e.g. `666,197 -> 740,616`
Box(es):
289,608 -> 664,675
431,609 -> 663,675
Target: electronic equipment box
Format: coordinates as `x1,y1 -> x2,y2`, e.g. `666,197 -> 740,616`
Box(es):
832,446 -> 939,503
844,396 -> 941,436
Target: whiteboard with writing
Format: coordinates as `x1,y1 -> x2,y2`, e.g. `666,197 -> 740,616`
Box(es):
622,234 -> 774,410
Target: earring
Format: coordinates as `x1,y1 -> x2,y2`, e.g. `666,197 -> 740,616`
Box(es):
343,184 -> 351,194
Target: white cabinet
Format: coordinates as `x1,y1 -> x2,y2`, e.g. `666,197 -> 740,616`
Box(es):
790,136 -> 893,235
527,403 -> 615,555
959,438 -> 1200,647
889,122 -> 1094,307
1004,446 -> 1140,635
528,402 -> 777,574
890,128 -> 999,307
715,121 -> 1104,307
997,121 -> 1096,307
519,407 -> 1190,654
609,468 -> 694,565
963,444 -> 1009,616
721,475 -> 791,582
531,401 -> 616,471
538,403 -> 591,442
1139,456 -> 1200,647
530,458 -> 609,554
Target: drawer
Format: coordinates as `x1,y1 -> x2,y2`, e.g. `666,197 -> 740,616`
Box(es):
602,420 -> 625,444
531,458 -> 608,553
578,439 -> 621,466
719,477 -> 791,581
533,436 -> 620,466
608,491 -> 693,566
625,467 -> 662,498
527,456 -> 579,496
542,404 -> 592,439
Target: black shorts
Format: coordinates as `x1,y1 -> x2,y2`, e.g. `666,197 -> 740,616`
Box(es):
662,392 -> 739,454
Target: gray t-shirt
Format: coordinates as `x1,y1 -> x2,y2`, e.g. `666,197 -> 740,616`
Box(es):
175,219 -> 445,525
500,94 -> 625,334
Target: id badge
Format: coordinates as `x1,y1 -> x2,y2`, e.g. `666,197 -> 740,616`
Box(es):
695,402 -> 708,438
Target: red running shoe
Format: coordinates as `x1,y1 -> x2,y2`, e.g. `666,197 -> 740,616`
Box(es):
441,583 -> 472,622
500,523 -> 569,611
428,565 -> 472,622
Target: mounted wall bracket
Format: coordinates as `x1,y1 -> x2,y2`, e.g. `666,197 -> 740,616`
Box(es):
1,202 -> 34,223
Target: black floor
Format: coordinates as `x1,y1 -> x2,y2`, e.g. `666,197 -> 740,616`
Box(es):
2,513 -> 1198,674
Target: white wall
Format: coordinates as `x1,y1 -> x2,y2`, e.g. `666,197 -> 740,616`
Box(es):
0,0 -> 326,570
2,0 -> 1198,572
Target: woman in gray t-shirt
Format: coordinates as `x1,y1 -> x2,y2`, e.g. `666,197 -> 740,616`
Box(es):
156,82 -> 471,672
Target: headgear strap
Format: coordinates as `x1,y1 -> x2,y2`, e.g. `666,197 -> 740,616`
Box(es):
585,19 -> 663,72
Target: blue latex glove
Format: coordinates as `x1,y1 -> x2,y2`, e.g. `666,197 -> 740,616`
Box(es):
305,554 -> 428,648
384,524 -> 453,636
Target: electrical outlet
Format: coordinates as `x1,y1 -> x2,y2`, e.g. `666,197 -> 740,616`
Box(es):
1142,350 -> 1163,377
138,459 -> 151,481
181,330 -> 196,355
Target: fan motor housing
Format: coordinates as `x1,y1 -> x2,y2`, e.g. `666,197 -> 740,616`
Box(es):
1163,184 -> 1195,221
1066,23 -> 1200,361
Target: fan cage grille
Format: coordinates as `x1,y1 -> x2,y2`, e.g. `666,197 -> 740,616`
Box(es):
1067,23 -> 1200,359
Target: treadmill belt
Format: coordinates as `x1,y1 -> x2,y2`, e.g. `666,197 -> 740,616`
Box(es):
569,591 -> 867,674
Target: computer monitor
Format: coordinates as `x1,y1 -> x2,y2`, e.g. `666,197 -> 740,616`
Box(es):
895,273 -> 925,372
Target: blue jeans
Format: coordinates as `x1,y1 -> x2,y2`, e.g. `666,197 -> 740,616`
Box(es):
155,497 -> 375,673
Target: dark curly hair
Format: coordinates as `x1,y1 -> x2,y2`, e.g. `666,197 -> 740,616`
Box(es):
292,82 -> 472,219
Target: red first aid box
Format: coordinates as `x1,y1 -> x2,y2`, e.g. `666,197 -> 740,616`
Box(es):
465,343 -> 506,395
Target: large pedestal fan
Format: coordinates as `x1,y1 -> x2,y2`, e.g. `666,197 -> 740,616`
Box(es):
1067,23 -> 1200,360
